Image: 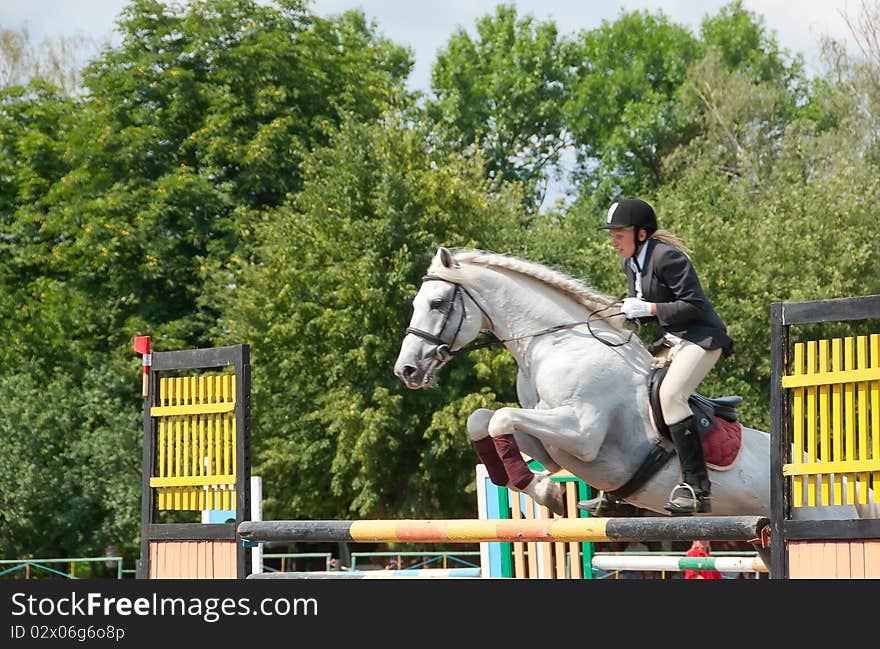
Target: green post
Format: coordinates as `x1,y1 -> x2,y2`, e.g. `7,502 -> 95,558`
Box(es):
496,485 -> 513,578
578,481 -> 594,579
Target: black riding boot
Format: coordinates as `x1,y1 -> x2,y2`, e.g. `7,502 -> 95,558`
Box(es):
664,416 -> 712,515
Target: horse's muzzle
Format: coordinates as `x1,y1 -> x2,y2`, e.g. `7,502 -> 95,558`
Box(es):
394,353 -> 442,389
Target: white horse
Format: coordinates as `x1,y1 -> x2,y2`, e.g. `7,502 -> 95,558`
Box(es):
394,247 -> 879,522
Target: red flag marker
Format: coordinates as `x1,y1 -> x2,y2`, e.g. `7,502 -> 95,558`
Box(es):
133,335 -> 151,396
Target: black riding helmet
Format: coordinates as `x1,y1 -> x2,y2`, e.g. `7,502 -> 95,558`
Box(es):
598,197 -> 658,260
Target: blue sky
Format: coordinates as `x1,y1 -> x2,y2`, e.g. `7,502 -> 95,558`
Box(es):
1,0 -> 863,210
0,0 -> 864,92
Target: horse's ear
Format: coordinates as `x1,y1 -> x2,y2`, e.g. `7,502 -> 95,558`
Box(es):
438,247 -> 457,269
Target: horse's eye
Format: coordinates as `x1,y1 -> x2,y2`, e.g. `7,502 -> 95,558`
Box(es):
430,298 -> 447,310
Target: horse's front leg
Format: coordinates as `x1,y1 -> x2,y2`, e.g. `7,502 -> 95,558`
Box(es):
479,407 -> 592,516
467,408 -> 562,487
467,408 -> 566,515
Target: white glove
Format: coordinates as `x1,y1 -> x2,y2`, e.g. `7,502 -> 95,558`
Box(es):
621,297 -> 653,319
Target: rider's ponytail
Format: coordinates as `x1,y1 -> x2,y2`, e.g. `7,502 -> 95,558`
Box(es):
651,230 -> 692,259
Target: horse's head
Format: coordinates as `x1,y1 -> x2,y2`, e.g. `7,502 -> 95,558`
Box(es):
394,247 -> 488,389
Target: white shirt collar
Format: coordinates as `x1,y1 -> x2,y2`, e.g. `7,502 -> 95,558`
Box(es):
630,239 -> 649,273
630,240 -> 650,299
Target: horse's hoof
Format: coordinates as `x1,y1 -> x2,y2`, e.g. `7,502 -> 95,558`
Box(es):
525,474 -> 566,516
578,493 -> 644,517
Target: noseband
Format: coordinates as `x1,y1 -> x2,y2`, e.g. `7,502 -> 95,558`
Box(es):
406,276 -> 634,362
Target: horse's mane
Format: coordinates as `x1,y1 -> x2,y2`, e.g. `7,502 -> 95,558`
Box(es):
429,248 -> 625,332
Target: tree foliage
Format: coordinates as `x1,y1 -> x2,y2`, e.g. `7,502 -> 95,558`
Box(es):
216,114 -> 527,520
428,4 -> 571,211
2,0 -> 880,567
0,0 -> 413,562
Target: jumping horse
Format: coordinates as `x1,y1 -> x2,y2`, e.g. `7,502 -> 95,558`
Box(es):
394,247 -> 879,524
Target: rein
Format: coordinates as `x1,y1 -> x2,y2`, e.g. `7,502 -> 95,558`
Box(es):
454,302 -> 637,356
406,276 -> 637,359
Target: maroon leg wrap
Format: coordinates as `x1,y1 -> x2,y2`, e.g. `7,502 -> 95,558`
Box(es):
472,437 -> 509,486
492,434 -> 533,490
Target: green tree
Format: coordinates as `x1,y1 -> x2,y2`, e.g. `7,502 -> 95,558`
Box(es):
565,2 -> 804,202
217,114 -> 527,520
649,41 -> 880,430
0,0 -> 414,562
565,8 -> 700,198
428,4 -> 571,211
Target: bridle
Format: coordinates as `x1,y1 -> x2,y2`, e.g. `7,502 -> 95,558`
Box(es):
405,275 -> 637,362
404,275 -> 491,362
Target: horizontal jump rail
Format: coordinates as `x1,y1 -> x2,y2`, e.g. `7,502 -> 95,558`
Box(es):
249,567 -> 481,580
592,554 -> 767,573
238,516 -> 770,544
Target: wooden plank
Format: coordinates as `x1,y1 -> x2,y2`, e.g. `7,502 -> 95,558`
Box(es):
782,366 -> 880,388
783,459 -> 880,475
524,494 -> 539,578
864,540 -> 880,578
565,482 -> 581,579
221,541 -> 238,579
182,377 -> 191,501
150,345 -> 247,372
224,375 -> 233,477
150,475 -> 235,487
783,518 -> 880,540
814,541 -> 831,578
788,541 -> 806,579
197,540 -> 207,579
806,341 -> 817,506
857,337 -> 869,504
149,542 -> 158,579
792,343 -> 804,507
769,302 -> 788,580
780,295 -> 880,326
197,377 -> 206,480
535,500 -> 555,579
511,492 -> 526,579
173,378 -> 181,511
832,339 -> 844,504
845,338 -> 856,504
231,377 -> 238,484
207,378 -> 216,481
818,340 -> 830,505
184,542 -> 195,579
835,541 -> 851,578
553,523 -> 566,578
850,540 -> 865,578
152,402 -> 235,417
169,542 -> 182,580
872,335 -> 880,503
146,523 -> 236,541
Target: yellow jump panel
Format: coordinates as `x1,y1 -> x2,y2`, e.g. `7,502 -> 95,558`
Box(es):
149,373 -> 237,511
782,335 -> 880,507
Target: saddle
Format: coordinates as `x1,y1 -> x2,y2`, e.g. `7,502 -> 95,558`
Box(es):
648,362 -> 741,440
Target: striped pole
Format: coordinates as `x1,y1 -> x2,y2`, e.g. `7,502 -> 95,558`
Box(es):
238,516 -> 769,544
592,554 -> 767,574
250,567 -> 481,580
